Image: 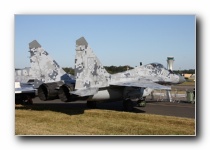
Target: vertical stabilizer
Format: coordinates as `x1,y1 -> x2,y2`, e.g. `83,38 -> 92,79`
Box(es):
75,37 -> 110,89
29,40 -> 66,83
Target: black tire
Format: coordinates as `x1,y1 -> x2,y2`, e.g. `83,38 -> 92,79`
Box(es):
15,94 -> 34,105
22,95 -> 34,105
87,101 -> 97,109
25,99 -> 33,105
15,98 -> 22,105
123,99 -> 133,112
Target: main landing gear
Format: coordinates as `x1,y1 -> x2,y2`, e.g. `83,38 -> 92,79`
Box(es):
123,97 -> 146,112
15,94 -> 34,105
137,97 -> 146,107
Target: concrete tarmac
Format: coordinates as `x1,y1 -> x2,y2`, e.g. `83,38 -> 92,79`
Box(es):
32,97 -> 195,119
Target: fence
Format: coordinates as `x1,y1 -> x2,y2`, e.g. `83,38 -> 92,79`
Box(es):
146,89 -> 195,103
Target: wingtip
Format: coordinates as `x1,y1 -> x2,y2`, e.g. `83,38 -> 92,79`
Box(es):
29,40 -> 41,49
76,37 -> 88,46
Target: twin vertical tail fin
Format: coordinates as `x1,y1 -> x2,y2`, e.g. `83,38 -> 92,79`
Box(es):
74,37 -> 110,90
29,40 -> 67,83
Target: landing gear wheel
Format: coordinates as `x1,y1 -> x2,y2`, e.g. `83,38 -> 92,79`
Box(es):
137,100 -> 146,107
25,99 -> 33,105
123,99 -> 134,112
87,101 -> 97,109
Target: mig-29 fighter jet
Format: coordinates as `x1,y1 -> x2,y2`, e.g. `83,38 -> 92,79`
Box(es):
66,37 -> 185,111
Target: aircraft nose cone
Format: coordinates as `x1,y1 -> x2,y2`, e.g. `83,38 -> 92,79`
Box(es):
179,75 -> 186,83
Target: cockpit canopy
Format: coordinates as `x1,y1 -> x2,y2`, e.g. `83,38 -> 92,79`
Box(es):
145,63 -> 166,69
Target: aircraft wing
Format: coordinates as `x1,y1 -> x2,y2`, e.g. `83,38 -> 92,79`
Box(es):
110,80 -> 171,90
71,87 -> 99,96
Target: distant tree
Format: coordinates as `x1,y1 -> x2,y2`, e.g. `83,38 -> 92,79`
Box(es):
62,67 -> 195,76
62,66 -> 135,75
105,65 -> 134,74
173,69 -> 195,74
63,67 -> 74,75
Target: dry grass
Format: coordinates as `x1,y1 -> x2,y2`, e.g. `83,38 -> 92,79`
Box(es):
178,81 -> 195,86
15,105 -> 195,135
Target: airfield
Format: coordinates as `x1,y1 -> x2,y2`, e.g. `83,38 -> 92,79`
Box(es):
28,84 -> 195,119
30,95 -> 195,119
15,84 -> 195,135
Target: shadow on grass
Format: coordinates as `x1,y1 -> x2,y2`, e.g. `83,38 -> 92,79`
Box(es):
15,103 -> 86,116
15,100 -> 146,116
96,100 -> 146,113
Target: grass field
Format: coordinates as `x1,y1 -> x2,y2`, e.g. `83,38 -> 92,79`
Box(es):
178,80 -> 195,86
15,105 -> 195,135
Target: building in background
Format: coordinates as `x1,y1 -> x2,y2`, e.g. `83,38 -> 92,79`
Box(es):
167,56 -> 174,70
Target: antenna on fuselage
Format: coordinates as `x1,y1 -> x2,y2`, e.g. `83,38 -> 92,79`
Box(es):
140,62 -> 142,66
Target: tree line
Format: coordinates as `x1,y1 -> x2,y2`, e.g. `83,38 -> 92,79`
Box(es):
63,66 -> 195,75
173,69 -> 195,74
62,65 -> 134,75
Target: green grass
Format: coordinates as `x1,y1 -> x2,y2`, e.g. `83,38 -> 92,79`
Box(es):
15,105 -> 195,135
178,80 -> 195,86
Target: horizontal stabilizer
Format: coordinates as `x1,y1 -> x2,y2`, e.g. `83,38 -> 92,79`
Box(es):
70,87 -> 98,96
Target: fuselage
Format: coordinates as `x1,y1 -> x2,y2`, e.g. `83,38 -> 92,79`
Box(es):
110,63 -> 185,85
87,63 -> 185,101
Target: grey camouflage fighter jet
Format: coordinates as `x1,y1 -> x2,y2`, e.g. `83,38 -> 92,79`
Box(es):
66,37 -> 185,111
15,40 -> 75,101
